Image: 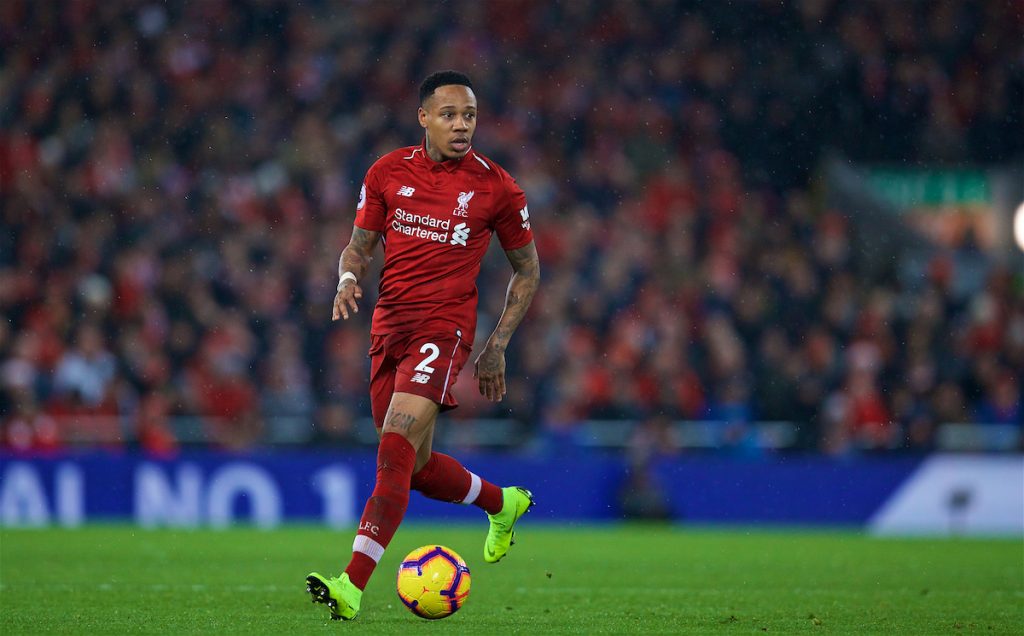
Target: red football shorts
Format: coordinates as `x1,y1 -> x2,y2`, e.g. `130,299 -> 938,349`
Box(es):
368,330 -> 471,429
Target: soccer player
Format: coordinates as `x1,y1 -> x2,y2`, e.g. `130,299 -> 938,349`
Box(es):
306,70 -> 540,621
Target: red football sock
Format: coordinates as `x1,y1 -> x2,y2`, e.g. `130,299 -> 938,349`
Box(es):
411,452 -> 504,515
344,432 -> 416,590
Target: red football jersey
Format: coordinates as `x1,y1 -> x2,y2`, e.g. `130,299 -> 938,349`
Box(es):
354,143 -> 533,338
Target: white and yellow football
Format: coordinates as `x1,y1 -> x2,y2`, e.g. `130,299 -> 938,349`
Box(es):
396,545 -> 471,619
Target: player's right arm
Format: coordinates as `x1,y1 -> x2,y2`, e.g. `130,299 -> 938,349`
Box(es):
333,226 -> 381,321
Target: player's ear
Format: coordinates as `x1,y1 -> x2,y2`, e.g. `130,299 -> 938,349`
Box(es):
417,106 -> 428,129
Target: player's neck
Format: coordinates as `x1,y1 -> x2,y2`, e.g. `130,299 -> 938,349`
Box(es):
423,138 -> 457,163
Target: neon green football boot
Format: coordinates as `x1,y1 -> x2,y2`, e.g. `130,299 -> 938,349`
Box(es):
305,572 -> 361,621
484,486 -> 535,563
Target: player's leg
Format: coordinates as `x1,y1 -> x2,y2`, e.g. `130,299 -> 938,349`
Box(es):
410,449 -> 502,512
401,332 -> 503,513
346,391 -> 437,580
410,449 -> 534,563
307,337 -> 402,619
308,392 -> 437,620
395,332 -> 534,563
414,418 -> 434,471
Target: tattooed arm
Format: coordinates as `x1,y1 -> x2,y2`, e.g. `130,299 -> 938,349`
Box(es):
332,226 -> 382,321
474,241 -> 541,401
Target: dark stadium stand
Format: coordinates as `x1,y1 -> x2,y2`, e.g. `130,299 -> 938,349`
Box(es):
1,0 -> 1021,455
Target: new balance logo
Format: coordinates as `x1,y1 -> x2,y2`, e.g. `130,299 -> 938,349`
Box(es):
396,185 -> 416,197
451,222 -> 470,246
519,205 -> 531,230
410,373 -> 431,384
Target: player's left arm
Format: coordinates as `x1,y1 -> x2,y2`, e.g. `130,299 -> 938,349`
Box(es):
474,241 -> 540,402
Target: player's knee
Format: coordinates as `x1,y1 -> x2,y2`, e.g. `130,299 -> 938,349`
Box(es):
414,444 -> 433,473
381,392 -> 438,443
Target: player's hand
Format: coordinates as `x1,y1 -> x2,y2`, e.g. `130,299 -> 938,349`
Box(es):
473,343 -> 506,402
332,281 -> 363,321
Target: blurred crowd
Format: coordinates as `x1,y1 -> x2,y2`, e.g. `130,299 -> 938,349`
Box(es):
1,0 -> 1022,456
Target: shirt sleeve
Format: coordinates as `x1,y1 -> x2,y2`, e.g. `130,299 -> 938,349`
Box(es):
354,162 -> 387,231
493,168 -> 534,251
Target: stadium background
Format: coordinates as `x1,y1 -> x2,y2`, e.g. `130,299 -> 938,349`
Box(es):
1,0 -> 1023,531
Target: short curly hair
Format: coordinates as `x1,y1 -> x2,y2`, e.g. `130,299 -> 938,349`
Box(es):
419,70 -> 474,105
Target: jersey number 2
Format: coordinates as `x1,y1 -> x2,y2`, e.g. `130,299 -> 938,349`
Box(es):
415,343 -> 440,374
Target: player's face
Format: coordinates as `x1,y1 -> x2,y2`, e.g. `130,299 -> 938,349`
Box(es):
419,85 -> 477,161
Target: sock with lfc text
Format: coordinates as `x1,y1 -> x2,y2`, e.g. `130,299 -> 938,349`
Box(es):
410,451 -> 504,515
344,432 -> 416,590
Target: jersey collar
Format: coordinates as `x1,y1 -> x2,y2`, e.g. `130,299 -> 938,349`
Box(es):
420,140 -> 469,173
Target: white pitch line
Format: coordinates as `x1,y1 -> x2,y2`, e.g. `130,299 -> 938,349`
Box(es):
514,586 -> 1004,596
0,583 -> 284,592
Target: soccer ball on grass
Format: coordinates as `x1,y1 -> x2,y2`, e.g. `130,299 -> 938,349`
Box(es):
396,545 -> 471,619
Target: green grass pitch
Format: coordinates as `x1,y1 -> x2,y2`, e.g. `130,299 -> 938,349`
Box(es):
1,525 -> 1021,634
